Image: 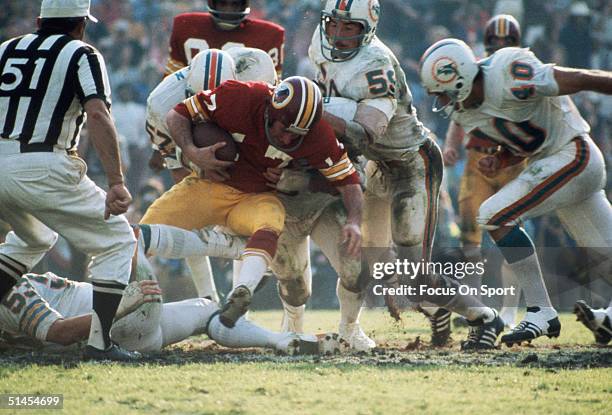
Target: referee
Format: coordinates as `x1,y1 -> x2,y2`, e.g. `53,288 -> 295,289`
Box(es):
0,0 -> 139,361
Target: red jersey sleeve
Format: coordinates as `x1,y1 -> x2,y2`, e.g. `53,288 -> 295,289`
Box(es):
304,121 -> 360,187
177,80 -> 269,129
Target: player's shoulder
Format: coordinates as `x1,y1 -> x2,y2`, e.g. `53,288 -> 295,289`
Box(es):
243,17 -> 285,35
486,47 -> 539,73
349,37 -> 394,75
220,79 -> 271,95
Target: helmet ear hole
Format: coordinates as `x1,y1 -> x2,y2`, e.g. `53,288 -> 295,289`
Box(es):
456,81 -> 463,90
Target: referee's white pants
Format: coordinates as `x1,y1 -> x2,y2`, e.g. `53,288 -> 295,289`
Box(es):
0,147 -> 135,285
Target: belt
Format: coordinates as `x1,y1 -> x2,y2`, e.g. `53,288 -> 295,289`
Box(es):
0,140 -> 77,156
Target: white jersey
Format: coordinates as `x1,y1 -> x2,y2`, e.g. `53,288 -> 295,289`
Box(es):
146,68 -> 191,169
309,29 -> 430,159
0,273 -> 91,341
452,47 -> 590,158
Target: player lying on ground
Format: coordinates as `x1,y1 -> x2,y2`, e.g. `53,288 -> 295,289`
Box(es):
0,225 -> 330,355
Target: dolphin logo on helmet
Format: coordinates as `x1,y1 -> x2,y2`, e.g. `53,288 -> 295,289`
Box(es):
419,39 -> 479,118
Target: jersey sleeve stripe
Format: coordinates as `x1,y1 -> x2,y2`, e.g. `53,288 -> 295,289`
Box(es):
165,58 -> 185,75
19,300 -> 47,335
321,165 -> 356,181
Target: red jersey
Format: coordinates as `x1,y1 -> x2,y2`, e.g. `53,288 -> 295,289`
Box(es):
165,13 -> 284,76
176,81 -> 360,193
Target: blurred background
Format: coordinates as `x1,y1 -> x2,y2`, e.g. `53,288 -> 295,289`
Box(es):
2,0 -> 610,310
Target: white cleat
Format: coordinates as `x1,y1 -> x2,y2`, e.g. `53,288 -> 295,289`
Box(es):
501,306 -> 560,346
339,323 -> 375,352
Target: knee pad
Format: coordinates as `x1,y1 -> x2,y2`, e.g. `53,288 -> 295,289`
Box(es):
277,278 -> 311,307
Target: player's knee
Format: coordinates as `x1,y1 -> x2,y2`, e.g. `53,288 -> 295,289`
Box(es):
337,260 -> 363,292
277,278 -> 311,307
253,198 -> 285,233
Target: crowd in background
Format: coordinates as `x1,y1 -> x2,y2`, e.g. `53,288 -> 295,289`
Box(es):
2,0 -> 610,309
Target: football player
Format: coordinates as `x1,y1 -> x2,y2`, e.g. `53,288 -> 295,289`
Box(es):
442,15 -> 524,328
160,76 -> 363,329
145,48 -> 276,303
309,0 -> 505,349
164,0 -> 284,78
0,227 -> 323,355
420,39 -> 612,346
574,300 -> 612,346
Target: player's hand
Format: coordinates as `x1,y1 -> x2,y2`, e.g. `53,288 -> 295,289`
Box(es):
138,280 -> 163,302
443,146 -> 459,166
105,183 -> 132,219
189,142 -> 234,171
341,222 -> 362,257
477,155 -> 501,178
264,167 -> 283,189
148,149 -> 166,172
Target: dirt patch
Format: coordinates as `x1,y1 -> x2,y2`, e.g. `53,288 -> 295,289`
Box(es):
0,338 -> 609,369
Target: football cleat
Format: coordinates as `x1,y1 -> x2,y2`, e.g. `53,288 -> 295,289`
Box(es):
276,333 -> 320,356
317,332 -> 351,355
219,285 -> 252,328
83,344 -> 142,362
420,307 -> 452,346
501,307 -> 561,346
339,322 -> 376,352
461,309 -> 504,351
574,301 -> 612,346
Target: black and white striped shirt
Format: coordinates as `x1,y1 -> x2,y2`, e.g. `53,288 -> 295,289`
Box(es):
0,33 -> 110,152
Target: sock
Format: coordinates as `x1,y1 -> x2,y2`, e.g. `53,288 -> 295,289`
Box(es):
495,227 -> 552,309
0,254 -> 26,299
139,224 -> 245,259
234,254 -> 268,293
89,281 -> 126,349
186,256 -> 219,302
499,260 -> 520,325
280,298 -> 305,333
337,282 -> 363,326
207,314 -> 283,349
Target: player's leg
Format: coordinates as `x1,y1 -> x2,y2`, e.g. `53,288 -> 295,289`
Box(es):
271,227 -> 311,334
141,177 -> 237,301
389,139 -> 455,346
0,153 -> 138,359
311,199 -> 375,351
480,138 -> 602,345
222,193 -> 285,327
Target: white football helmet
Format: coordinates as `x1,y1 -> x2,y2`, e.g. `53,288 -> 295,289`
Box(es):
186,49 -> 236,96
419,39 -> 479,117
227,47 -> 277,85
320,0 -> 381,62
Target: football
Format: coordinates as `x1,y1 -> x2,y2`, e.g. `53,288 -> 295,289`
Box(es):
192,122 -> 238,162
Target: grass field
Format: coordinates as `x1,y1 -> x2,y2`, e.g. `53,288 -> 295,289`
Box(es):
0,310 -> 610,414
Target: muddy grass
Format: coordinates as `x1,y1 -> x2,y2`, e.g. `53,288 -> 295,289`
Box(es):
1,337 -> 609,370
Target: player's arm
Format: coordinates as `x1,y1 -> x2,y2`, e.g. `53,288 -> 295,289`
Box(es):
337,183 -> 363,257
442,121 -> 464,166
553,67 -> 612,96
166,93 -> 233,173
77,47 -> 132,219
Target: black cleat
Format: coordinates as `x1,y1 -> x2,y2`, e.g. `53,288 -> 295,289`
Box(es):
501,307 -> 561,346
219,285 -> 252,328
461,309 -> 504,351
574,301 -> 612,346
423,308 -> 452,347
83,344 -> 142,362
